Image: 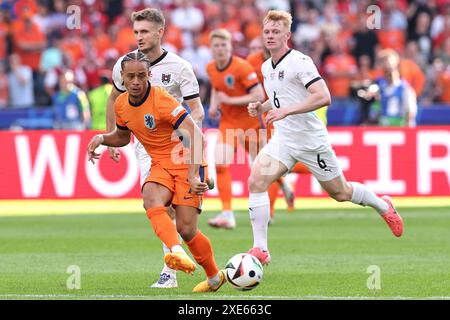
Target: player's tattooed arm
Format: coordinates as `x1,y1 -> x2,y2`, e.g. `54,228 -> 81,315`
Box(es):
184,97 -> 205,127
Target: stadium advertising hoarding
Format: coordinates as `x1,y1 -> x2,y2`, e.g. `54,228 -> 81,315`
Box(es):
0,127 -> 449,199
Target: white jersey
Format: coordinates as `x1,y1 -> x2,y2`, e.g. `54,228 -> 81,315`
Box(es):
112,49 -> 200,103
261,49 -> 330,151
112,49 -> 200,187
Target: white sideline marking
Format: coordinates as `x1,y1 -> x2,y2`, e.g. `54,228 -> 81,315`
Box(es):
1,294 -> 450,300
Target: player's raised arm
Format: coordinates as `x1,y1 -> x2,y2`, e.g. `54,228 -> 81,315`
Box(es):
87,128 -> 131,164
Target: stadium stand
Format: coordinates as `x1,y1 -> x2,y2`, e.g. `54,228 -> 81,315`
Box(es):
1,0 -> 450,129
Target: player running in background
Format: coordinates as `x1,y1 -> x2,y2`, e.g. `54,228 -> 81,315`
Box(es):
106,8 -> 205,288
88,52 -> 226,293
206,29 -> 265,230
246,36 -> 329,222
246,11 -> 404,265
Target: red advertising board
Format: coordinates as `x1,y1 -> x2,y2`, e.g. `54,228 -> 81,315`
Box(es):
1,127 -> 449,199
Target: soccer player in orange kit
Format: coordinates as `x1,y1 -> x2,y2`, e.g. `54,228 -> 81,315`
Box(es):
87,52 -> 226,292
206,29 -> 266,229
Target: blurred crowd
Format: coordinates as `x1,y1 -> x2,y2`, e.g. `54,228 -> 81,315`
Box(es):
1,0 -> 450,129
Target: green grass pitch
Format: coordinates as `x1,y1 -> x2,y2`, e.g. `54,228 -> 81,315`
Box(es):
1,204 -> 450,300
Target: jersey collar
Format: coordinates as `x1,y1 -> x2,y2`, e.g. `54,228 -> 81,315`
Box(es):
271,48 -> 292,69
216,56 -> 233,72
150,49 -> 168,66
129,81 -> 151,107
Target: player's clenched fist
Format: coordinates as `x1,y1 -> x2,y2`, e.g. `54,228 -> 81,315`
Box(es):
248,101 -> 262,117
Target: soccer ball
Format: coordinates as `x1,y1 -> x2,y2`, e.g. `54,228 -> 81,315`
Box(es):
225,253 -> 263,291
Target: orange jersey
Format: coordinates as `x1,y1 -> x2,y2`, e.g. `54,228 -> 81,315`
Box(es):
206,56 -> 261,130
246,51 -> 269,101
437,70 -> 450,103
115,83 -> 188,169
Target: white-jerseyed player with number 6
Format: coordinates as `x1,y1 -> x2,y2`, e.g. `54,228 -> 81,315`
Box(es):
246,10 -> 404,265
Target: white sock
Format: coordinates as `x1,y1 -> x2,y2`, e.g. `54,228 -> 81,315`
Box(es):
161,242 -> 175,275
248,192 -> 270,251
170,244 -> 185,253
222,210 -> 234,219
350,182 -> 389,214
208,273 -> 221,287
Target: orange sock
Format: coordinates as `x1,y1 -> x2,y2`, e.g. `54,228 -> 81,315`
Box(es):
268,182 -> 280,218
146,207 -> 180,249
186,230 -> 219,278
216,165 -> 232,211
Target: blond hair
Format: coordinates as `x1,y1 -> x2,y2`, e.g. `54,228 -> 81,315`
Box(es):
209,28 -> 232,43
263,10 -> 293,31
131,8 -> 165,28
378,49 -> 400,64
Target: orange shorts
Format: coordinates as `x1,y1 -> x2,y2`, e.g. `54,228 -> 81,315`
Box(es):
144,164 -> 209,211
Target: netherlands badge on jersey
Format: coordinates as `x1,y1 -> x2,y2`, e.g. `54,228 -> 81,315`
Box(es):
144,114 -> 156,130
225,75 -> 234,88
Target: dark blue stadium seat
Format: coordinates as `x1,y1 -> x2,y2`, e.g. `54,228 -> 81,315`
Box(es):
0,107 -> 55,130
0,103 -> 449,129
416,104 -> 450,125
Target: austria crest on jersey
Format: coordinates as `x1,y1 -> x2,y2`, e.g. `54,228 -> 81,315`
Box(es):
161,73 -> 171,85
144,114 -> 156,129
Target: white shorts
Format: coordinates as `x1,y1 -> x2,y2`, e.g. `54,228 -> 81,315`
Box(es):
260,136 -> 342,182
134,140 -> 152,187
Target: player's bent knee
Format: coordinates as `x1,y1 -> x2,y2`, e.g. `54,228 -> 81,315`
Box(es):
166,206 -> 176,220
143,198 -> 165,211
248,174 -> 269,193
329,191 -> 351,202
177,225 -> 197,242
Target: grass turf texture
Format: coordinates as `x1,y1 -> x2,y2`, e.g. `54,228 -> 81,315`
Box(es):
1,200 -> 450,300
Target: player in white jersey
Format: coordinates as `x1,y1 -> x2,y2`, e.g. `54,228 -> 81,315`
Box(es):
106,8 -> 205,288
246,10 -> 404,265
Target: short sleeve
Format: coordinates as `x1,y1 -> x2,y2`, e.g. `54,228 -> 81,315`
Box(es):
157,88 -> 188,129
179,65 -> 200,101
206,63 -> 217,90
112,57 -> 126,93
114,98 -> 129,130
239,61 -> 260,92
296,54 -> 322,89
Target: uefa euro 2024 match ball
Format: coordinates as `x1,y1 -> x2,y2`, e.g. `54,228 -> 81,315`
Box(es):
225,253 -> 263,291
